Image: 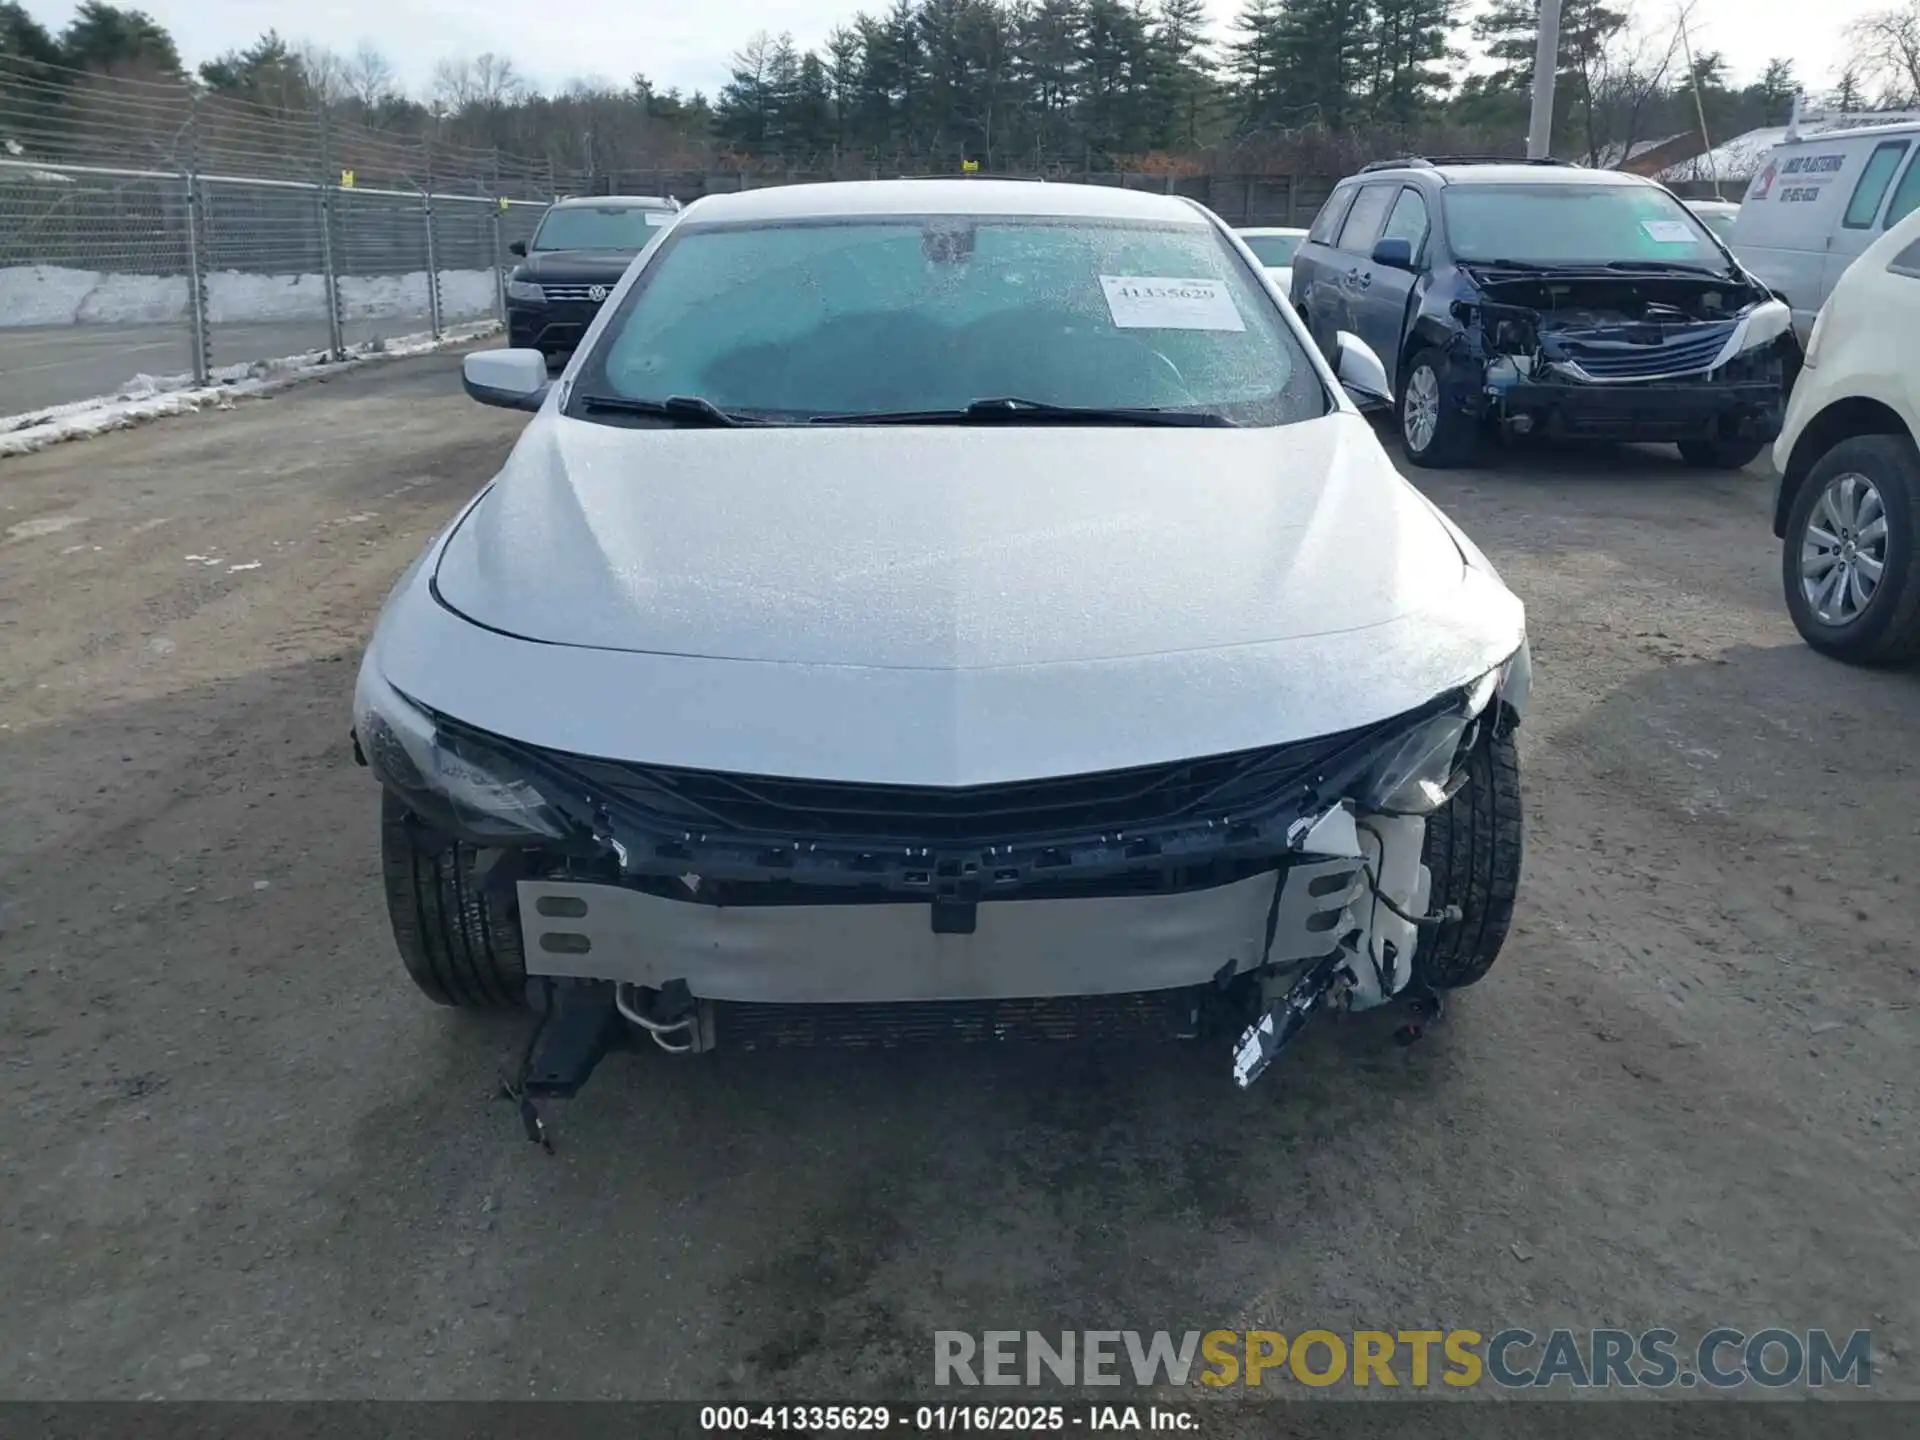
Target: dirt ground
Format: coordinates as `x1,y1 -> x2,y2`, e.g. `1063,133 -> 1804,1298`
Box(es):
0,353 -> 1914,1403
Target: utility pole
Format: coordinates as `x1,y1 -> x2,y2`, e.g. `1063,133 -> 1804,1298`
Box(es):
1677,9 -> 1722,198
1527,0 -> 1563,159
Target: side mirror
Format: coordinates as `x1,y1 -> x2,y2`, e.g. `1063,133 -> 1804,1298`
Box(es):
463,349 -> 549,412
1371,236 -> 1414,270
508,239 -> 528,257
1333,331 -> 1392,411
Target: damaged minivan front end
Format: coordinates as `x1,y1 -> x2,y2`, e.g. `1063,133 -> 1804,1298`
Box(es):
1440,269 -> 1792,448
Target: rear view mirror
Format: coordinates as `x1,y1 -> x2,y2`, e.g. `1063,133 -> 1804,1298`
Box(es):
1371,236 -> 1414,270
463,349 -> 549,412
1333,332 -> 1392,411
508,240 -> 528,257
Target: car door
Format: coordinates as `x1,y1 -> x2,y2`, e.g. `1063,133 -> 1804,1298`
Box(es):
1306,182 -> 1397,357
1346,185 -> 1430,395
1291,183 -> 1358,329
1821,138 -> 1912,310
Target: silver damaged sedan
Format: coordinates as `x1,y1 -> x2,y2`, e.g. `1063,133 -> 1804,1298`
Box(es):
352,180 -> 1531,1106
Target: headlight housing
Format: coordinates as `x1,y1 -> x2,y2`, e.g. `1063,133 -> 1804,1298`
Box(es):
1734,298 -> 1792,354
354,665 -> 571,842
1353,644 -> 1528,815
505,278 -> 545,303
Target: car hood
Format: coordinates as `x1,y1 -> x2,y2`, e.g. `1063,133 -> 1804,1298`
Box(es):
515,249 -> 641,282
434,411 -> 1470,670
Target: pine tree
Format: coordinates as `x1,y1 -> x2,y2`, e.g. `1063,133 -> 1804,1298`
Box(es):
1368,0 -> 1455,124
59,1 -> 182,77
1831,67 -> 1863,113
1272,0 -> 1376,131
1150,0 -> 1214,149
1228,0 -> 1288,128
1016,0 -> 1084,162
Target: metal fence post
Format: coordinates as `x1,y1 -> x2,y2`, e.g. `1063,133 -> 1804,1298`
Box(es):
181,93 -> 210,385
422,189 -> 442,339
183,173 -> 210,385
317,111 -> 345,360
491,198 -> 507,325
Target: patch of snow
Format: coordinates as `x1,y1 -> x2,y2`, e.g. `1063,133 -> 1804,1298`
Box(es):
0,264 -> 499,329
227,561 -> 261,572
0,318 -> 497,458
1659,111 -> 1920,182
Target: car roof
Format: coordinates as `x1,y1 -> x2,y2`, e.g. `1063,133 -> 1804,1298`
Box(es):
549,195 -> 676,209
1349,163 -> 1656,190
682,179 -> 1210,225
1237,226 -> 1308,236
1771,118 -> 1920,147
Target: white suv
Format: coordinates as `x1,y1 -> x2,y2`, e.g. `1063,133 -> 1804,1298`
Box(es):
1772,204 -> 1920,663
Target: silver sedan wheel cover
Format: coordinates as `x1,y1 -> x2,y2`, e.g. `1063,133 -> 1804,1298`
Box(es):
1404,365 -> 1440,453
1800,471 -> 1888,626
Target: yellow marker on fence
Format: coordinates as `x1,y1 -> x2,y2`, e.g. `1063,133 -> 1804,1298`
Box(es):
340,169 -> 355,188
961,159 -> 980,173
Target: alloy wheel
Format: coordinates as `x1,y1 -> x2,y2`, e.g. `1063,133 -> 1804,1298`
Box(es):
1800,471 -> 1888,625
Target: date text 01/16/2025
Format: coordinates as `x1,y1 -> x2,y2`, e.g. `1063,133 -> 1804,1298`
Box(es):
700,1405 -> 1199,1432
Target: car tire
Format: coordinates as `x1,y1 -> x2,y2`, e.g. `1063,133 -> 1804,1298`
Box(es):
1399,348 -> 1478,469
1781,433 -> 1920,665
380,791 -> 528,1008
1677,438 -> 1765,469
1411,728 -> 1522,991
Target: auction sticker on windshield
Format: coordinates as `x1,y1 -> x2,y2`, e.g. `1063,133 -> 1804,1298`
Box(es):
1100,275 -> 1245,331
1639,220 -> 1696,244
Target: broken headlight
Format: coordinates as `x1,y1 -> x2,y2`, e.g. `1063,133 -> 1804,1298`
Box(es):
1353,644 -> 1528,815
354,664 -> 571,842
1732,298 -> 1792,354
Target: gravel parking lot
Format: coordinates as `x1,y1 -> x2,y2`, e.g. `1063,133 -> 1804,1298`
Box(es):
0,351 -> 1914,1402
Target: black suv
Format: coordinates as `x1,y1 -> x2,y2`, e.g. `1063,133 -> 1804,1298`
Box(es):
506,195 -> 680,363
1291,158 -> 1795,468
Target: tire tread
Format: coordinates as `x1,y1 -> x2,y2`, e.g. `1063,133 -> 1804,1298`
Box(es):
379,792 -> 527,1008
1414,729 -> 1523,989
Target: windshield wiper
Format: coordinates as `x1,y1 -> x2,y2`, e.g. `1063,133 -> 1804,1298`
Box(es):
1602,259 -> 1731,276
809,397 -> 1234,427
1467,258 -> 1557,272
575,393 -> 761,427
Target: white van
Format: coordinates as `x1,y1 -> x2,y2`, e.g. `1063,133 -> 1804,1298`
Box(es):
1730,119 -> 1920,341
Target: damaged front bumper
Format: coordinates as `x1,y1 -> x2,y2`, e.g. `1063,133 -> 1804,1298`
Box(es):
1454,287 -> 1792,444
1479,370 -> 1782,443
355,642 -> 1528,1089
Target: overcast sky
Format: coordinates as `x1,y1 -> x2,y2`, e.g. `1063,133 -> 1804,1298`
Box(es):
30,0 -> 1882,107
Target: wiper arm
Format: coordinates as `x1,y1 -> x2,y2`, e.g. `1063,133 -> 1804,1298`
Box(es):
1602,259 -> 1730,275
1468,258 -> 1555,272
811,397 -> 1234,427
576,393 -> 759,427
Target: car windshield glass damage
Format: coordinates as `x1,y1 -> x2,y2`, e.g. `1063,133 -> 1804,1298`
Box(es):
568,215 -> 1327,426
1242,233 -> 1303,266
532,206 -> 671,251
1443,184 -> 1728,268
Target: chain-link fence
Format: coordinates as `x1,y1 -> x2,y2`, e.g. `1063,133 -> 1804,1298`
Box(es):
1,57 -> 571,418
1,54 -> 1349,418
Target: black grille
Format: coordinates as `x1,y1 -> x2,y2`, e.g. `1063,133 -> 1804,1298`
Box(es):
541,283 -> 613,303
544,729 -> 1362,847
1557,322 -> 1734,379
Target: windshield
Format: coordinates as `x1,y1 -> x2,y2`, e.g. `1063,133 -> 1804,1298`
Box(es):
532,205 -> 672,252
569,215 -> 1326,426
1242,233 -> 1303,267
1691,206 -> 1738,238
1443,183 -> 1727,267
